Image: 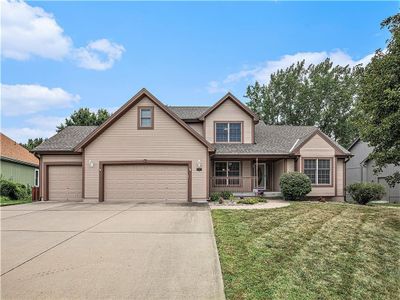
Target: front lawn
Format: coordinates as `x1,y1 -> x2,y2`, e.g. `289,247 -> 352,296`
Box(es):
0,196 -> 31,206
212,202 -> 400,300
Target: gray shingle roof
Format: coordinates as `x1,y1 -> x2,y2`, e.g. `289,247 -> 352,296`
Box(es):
32,118 -> 350,156
168,106 -> 209,120
33,126 -> 97,152
214,122 -> 318,155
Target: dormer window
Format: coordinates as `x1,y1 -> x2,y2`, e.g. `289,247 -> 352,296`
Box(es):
215,122 -> 242,143
138,107 -> 154,129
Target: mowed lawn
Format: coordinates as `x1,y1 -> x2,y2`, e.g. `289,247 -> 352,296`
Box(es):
212,203 -> 400,300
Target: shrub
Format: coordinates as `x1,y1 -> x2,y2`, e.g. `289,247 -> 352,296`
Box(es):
220,191 -> 233,200
279,172 -> 312,201
347,182 -> 385,205
0,179 -> 29,200
237,197 -> 261,205
210,192 -> 220,202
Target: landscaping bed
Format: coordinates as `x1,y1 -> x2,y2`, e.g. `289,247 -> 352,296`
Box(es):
212,202 -> 400,300
0,196 -> 31,206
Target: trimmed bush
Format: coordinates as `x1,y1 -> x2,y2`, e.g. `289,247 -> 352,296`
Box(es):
220,191 -> 233,200
279,172 -> 312,201
210,192 -> 220,202
347,182 -> 385,205
0,179 -> 29,200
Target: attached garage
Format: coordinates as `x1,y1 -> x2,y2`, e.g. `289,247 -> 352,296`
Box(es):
46,164 -> 82,201
101,161 -> 191,203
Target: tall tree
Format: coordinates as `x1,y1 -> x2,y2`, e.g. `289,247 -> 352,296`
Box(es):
355,13 -> 400,187
20,138 -> 46,151
57,108 -> 111,132
245,58 -> 362,147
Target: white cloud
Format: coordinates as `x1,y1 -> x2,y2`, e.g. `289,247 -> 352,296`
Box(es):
207,50 -> 373,94
1,83 -> 80,116
73,39 -> 125,71
1,127 -> 56,143
1,0 -> 125,70
1,0 -> 72,60
26,115 -> 65,129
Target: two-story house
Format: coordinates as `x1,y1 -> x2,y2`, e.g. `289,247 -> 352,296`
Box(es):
33,89 -> 351,202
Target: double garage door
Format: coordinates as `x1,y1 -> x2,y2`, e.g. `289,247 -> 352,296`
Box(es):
103,164 -> 189,203
47,163 -> 189,203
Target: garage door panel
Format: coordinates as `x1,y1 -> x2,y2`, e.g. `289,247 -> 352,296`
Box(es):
104,164 -> 188,202
48,166 -> 82,201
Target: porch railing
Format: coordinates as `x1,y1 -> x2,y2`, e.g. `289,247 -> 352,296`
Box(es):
210,176 -> 264,193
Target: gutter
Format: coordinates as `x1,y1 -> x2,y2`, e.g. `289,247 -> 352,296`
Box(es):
1,156 -> 39,168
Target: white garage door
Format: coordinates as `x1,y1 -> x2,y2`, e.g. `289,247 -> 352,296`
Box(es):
48,165 -> 82,201
104,164 -> 188,203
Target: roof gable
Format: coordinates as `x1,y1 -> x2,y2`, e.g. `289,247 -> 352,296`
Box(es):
199,93 -> 259,122
291,129 -> 350,156
74,89 -> 214,151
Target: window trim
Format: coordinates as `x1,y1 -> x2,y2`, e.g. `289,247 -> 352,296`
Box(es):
214,121 -> 243,143
302,157 -> 333,186
34,169 -> 39,187
137,106 -> 154,130
213,161 -> 242,187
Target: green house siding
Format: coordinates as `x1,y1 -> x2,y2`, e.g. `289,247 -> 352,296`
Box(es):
0,159 -> 37,187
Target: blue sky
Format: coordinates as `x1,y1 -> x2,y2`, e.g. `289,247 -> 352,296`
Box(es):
2,1 -> 399,142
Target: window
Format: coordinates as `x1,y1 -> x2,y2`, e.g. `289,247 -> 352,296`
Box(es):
214,161 -> 241,186
34,169 -> 39,187
138,107 -> 153,129
215,122 -> 242,143
303,159 -> 331,185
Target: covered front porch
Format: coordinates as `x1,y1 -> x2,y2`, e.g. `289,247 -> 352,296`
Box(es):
209,156 -> 296,195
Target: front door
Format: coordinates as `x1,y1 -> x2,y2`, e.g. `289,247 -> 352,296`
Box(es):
254,163 -> 267,190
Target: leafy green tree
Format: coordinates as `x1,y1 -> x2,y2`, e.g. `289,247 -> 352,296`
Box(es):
20,138 -> 46,151
245,59 -> 362,148
57,108 -> 111,132
355,13 -> 400,187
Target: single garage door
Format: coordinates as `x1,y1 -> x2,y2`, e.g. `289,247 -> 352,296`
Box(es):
104,164 -> 188,203
48,165 -> 82,201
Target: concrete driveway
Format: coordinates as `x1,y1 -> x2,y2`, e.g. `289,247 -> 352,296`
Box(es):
1,201 -> 225,299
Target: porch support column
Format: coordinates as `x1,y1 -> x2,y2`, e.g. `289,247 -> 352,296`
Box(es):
256,157 -> 259,193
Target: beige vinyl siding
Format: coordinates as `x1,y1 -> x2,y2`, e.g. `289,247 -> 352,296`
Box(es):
336,158 -> 344,197
299,133 -> 336,197
104,164 -> 188,202
204,99 -> 253,143
84,97 -> 208,200
273,159 -> 285,191
188,123 -> 204,136
39,154 -> 82,199
48,165 -> 82,201
286,159 -> 295,172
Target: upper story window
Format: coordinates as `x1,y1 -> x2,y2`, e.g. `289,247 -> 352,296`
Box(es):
215,122 -> 242,143
138,107 -> 154,129
303,158 -> 331,185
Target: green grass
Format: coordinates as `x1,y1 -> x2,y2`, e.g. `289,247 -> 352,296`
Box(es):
368,202 -> 400,208
212,202 -> 400,300
0,196 -> 32,206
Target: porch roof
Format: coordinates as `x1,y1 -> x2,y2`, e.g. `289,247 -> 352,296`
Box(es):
214,122 -> 318,155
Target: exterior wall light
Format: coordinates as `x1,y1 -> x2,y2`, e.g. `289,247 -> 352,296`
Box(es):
89,160 -> 94,168
196,160 -> 202,171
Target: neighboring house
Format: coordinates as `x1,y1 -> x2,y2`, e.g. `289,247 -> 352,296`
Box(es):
0,133 -> 40,187
347,138 -> 400,203
33,89 -> 351,203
